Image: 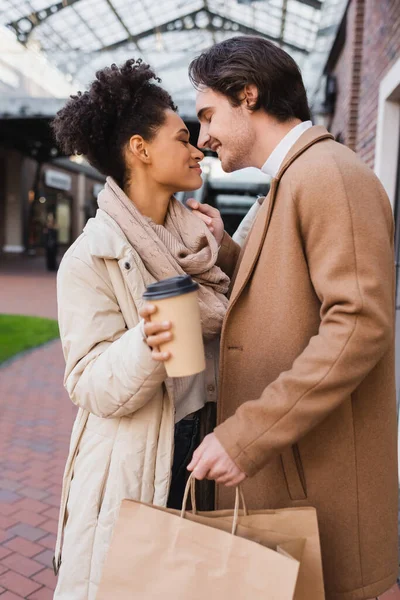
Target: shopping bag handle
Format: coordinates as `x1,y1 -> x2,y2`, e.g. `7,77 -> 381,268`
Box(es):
180,473 -> 248,535
180,472 -> 197,517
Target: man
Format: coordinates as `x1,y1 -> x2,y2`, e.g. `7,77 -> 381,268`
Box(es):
143,36 -> 398,600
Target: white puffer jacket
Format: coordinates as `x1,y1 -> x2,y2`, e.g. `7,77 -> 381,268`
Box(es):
53,210 -> 218,600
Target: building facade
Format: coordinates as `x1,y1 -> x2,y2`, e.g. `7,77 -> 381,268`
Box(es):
322,0 -> 400,206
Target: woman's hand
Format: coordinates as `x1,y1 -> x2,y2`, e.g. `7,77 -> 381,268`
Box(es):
186,199 -> 224,246
139,303 -> 173,363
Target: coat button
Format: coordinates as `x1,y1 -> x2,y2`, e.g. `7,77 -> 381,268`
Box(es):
124,262 -> 131,270
207,384 -> 215,393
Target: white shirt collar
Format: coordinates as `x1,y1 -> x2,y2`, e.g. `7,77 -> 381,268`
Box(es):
261,121 -> 313,178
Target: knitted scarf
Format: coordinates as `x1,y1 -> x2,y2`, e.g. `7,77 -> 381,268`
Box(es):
97,177 -> 229,339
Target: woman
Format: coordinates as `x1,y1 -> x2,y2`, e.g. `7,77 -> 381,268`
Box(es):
52,59 -> 229,600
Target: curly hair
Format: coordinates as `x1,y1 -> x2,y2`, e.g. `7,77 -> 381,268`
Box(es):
52,59 -> 177,187
189,36 -> 310,122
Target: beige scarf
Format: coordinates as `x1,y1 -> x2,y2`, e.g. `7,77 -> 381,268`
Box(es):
98,177 -> 229,339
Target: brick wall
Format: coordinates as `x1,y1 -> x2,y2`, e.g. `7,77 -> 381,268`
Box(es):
330,0 -> 358,148
328,0 -> 400,167
357,0 -> 400,167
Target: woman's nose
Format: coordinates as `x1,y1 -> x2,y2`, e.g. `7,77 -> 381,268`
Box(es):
191,145 -> 205,162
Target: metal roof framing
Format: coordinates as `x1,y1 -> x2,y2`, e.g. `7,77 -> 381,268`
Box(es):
7,0 -> 319,54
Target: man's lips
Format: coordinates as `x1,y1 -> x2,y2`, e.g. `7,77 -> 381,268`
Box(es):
211,143 -> 221,155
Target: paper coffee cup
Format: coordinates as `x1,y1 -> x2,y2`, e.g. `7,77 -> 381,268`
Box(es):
143,275 -> 206,378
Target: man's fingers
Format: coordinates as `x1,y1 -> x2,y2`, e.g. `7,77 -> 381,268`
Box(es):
207,465 -> 226,480
187,447 -> 202,471
215,472 -> 237,485
185,198 -> 199,210
192,459 -> 211,481
186,199 -> 218,217
191,210 -> 213,226
197,202 -> 219,216
222,473 -> 247,487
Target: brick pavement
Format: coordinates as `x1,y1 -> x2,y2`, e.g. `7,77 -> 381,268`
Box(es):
0,256 -> 399,598
0,340 -> 76,598
0,259 -> 76,597
0,255 -> 57,320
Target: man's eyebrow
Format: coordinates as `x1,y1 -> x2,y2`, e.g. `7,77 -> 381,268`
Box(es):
197,107 -> 212,120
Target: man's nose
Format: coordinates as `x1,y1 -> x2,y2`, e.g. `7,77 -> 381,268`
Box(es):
197,128 -> 209,150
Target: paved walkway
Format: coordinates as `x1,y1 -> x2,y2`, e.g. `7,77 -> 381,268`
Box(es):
0,254 -> 399,599
0,255 -> 58,320
0,255 -> 76,598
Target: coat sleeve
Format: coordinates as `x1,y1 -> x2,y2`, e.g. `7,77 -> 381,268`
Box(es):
216,231 -> 241,278
215,155 -> 395,476
57,255 -> 167,419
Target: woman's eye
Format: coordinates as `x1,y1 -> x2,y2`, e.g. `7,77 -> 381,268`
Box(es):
181,140 -> 189,145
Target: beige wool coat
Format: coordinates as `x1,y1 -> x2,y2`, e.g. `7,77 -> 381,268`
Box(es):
215,126 -> 398,600
53,210 -> 217,600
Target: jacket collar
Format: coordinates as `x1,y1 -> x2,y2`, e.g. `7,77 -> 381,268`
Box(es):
83,209 -> 132,260
275,125 -> 335,181
227,126 -> 334,308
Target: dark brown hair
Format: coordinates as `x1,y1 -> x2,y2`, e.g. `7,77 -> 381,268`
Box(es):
189,36 -> 310,122
52,59 -> 177,187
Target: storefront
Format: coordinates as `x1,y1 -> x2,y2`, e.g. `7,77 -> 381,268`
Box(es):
27,168 -> 73,252
0,146 -> 105,256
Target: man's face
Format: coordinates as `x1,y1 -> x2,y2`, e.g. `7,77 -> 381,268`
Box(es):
196,87 -> 256,173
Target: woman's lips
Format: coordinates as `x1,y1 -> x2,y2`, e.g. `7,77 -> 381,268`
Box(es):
191,166 -> 202,174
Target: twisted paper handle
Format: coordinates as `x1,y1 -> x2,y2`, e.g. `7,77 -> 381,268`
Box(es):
180,473 -> 248,535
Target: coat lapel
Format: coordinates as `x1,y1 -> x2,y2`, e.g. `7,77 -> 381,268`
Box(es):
228,126 -> 334,309
229,177 -> 278,305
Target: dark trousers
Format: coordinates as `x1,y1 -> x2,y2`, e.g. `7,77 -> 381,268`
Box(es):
167,413 -> 200,510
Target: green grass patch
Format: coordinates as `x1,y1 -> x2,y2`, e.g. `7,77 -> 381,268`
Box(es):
0,314 -> 60,364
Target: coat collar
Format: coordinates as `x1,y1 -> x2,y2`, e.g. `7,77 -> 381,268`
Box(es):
83,209 -> 132,260
275,125 -> 334,182
228,126 -> 334,308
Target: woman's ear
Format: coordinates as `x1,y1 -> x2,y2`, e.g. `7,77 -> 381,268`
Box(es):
243,84 -> 259,109
128,135 -> 151,163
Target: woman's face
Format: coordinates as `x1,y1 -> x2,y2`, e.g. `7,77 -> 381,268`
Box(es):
145,110 -> 204,193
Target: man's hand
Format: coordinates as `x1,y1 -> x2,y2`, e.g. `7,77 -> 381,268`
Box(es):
187,433 -> 246,487
139,303 -> 172,363
186,199 -> 224,246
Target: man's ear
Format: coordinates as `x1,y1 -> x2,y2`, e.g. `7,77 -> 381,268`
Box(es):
243,84 -> 259,109
128,135 -> 151,163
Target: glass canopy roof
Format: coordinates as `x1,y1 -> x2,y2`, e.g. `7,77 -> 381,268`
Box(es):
1,0 -> 327,108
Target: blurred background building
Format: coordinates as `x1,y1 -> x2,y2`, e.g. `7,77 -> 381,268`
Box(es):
0,0 -> 399,251
0,0 -> 332,253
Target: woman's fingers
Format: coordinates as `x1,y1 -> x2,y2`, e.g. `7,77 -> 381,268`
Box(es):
151,349 -> 171,362
143,320 -> 171,338
139,303 -> 157,322
146,331 -> 173,348
140,308 -> 173,360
